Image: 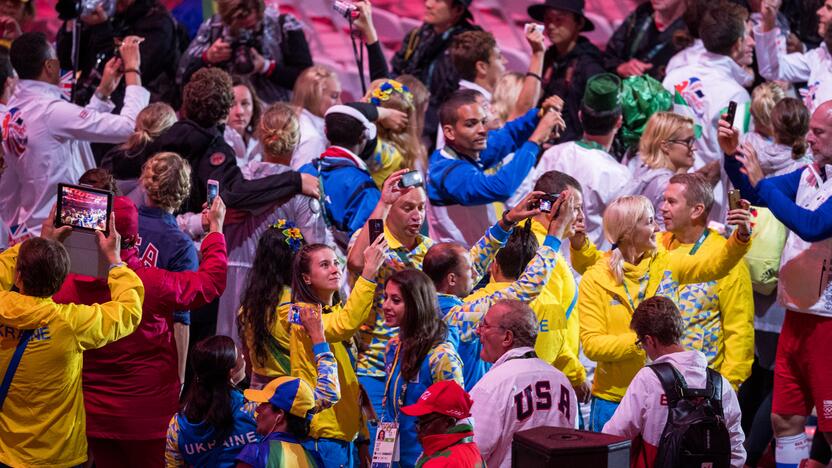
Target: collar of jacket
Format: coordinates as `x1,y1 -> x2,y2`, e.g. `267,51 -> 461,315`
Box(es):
438,293 -> 463,314
697,50 -> 752,87
418,422 -> 476,458
492,346 -> 537,369
16,79 -> 63,100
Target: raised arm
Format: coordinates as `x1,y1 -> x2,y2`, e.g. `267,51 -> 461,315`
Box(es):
322,236 -> 386,342
299,306 -> 341,412
667,228 -> 751,286
754,4 -> 811,83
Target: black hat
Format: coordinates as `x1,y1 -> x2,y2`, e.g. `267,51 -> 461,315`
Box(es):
528,0 -> 595,32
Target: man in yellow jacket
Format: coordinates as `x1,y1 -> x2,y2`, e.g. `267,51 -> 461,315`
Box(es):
657,173 -> 754,389
523,171 -> 588,398
0,215 -> 144,468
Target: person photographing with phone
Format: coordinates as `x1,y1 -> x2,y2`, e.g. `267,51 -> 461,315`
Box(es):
52,193 -> 228,467
569,193 -> 752,431
720,99 -> 832,466
283,235 -> 387,467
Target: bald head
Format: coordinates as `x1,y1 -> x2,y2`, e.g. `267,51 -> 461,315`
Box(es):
808,101 -> 832,165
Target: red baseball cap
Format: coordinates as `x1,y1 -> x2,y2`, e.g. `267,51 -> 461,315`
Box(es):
400,380 -> 472,419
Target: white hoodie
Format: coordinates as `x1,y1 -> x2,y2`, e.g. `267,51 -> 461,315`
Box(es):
663,51 -> 751,220
603,350 -> 745,468
0,81 -> 149,240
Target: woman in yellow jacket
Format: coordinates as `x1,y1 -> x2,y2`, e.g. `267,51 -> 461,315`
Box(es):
237,221 -> 304,388
575,195 -> 752,431
285,237 -> 387,467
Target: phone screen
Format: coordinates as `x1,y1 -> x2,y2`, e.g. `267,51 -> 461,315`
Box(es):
207,179 -> 219,207
369,219 -> 384,244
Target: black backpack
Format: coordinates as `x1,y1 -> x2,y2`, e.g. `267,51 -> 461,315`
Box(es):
649,362 -> 732,468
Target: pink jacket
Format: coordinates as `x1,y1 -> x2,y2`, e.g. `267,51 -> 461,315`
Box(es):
52,232 -> 228,440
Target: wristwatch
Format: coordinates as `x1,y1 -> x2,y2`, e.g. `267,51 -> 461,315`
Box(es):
94,90 -> 111,102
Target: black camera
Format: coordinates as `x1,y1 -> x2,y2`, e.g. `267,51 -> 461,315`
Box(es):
228,30 -> 256,75
538,194 -> 560,213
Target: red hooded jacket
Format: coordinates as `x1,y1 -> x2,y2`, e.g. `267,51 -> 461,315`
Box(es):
52,232 -> 228,440
416,423 -> 486,468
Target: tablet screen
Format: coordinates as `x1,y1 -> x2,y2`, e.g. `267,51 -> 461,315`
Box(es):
57,184 -> 112,232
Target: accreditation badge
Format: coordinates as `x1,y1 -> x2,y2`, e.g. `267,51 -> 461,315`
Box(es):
370,421 -> 400,467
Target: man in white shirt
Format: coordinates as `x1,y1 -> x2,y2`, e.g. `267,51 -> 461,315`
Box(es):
663,1 -> 755,219
469,299 -> 577,468
0,32 -> 149,244
755,0 -> 832,113
528,73 -> 630,249
603,296 -> 746,468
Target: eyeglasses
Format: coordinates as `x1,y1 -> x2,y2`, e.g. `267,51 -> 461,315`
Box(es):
477,317 -> 505,332
635,336 -> 647,348
416,413 -> 450,432
666,138 -> 695,150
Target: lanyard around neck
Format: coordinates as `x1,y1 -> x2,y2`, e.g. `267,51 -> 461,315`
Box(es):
621,260 -> 651,311
382,345 -> 407,423
687,229 -> 710,255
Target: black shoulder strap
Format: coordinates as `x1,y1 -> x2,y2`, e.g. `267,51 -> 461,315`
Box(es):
649,362 -> 687,408
705,368 -> 725,417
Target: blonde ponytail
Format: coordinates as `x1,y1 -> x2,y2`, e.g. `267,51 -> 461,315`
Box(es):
602,195 -> 655,285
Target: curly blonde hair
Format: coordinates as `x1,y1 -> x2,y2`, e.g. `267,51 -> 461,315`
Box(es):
140,152 -> 192,212
120,102 -> 177,154
257,103 -> 300,159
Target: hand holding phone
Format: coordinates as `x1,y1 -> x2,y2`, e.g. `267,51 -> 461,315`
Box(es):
368,219 -> 384,244
728,189 -> 741,211
288,304 -> 303,326
207,179 -> 219,208
725,101 -> 738,127
398,170 -> 424,189
538,193 -> 560,213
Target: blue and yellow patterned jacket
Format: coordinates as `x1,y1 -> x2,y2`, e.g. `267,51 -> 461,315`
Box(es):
452,236 -> 561,390
351,222 -> 512,378
658,229 -> 754,390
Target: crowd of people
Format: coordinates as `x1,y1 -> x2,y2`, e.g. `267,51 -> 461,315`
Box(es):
0,0 -> 831,466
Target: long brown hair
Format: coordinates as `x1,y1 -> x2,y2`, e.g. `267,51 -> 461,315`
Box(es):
291,244 -> 339,306
386,269 -> 447,381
